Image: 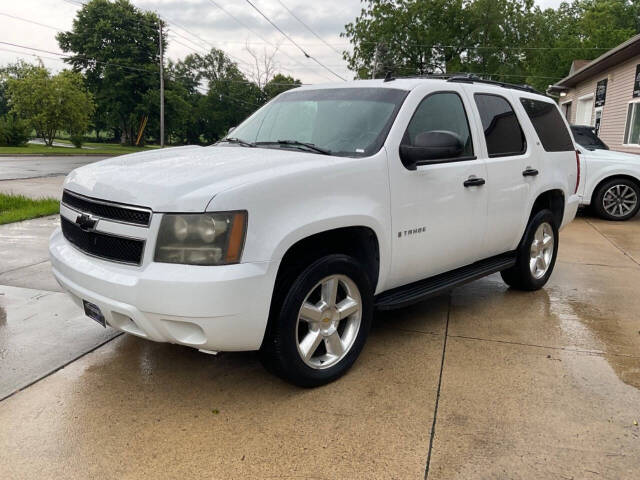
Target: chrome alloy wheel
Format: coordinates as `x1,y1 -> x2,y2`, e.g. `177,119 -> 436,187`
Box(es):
529,222 -> 554,279
295,274 -> 362,369
602,184 -> 638,218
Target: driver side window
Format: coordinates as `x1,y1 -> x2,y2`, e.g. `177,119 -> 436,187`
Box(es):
404,92 -> 474,157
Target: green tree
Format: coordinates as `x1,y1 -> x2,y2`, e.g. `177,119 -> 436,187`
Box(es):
526,0 -> 640,90
342,0 -> 471,78
57,0 -> 164,144
343,0 -> 640,92
170,48 -> 263,143
0,115 -> 30,147
0,61 -> 43,117
263,74 -> 302,101
8,67 -> 94,146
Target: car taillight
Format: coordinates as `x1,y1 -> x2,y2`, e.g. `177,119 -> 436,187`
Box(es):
575,149 -> 581,194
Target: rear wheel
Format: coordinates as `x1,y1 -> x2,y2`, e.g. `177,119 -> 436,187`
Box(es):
260,254 -> 373,387
593,178 -> 640,221
501,209 -> 558,291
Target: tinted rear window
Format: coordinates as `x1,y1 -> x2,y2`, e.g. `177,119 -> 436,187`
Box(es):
520,98 -> 574,152
474,94 -> 526,157
570,126 -> 609,150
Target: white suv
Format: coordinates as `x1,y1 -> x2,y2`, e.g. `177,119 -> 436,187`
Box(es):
50,77 -> 580,386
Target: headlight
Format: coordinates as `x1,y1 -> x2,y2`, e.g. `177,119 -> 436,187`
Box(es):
154,211 -> 247,266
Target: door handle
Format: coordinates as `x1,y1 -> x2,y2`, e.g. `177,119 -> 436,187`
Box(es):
463,177 -> 486,187
522,167 -> 539,177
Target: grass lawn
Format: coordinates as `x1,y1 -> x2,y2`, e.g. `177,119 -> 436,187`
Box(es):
0,140 -> 160,156
0,193 -> 59,225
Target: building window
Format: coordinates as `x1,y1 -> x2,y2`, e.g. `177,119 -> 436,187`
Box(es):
623,102 -> 640,145
561,102 -> 572,120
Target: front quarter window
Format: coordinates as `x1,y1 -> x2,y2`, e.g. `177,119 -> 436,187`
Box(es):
225,87 -> 408,157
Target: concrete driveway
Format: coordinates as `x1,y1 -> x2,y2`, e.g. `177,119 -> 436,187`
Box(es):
0,174 -> 638,478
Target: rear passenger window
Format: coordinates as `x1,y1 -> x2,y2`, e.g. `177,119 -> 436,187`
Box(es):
474,94 -> 526,157
520,98 -> 574,152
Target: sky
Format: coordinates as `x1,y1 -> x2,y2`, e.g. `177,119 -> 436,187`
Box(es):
0,0 -> 565,84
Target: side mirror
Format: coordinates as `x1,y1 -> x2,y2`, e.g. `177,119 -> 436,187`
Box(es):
228,126 -> 236,134
399,130 -> 464,170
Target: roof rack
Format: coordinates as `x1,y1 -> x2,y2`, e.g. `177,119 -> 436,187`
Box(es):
391,73 -> 543,95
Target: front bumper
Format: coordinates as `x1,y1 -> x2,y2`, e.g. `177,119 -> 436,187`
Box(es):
49,228 -> 277,351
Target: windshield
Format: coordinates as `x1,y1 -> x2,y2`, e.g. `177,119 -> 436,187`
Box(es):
224,87 -> 408,157
571,126 -> 609,150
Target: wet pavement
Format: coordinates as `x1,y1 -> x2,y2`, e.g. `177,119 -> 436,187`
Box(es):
0,156 -> 106,181
0,215 -> 120,399
0,213 -> 638,479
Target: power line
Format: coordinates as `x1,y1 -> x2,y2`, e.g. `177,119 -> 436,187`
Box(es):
0,40 -> 152,72
205,0 -> 333,81
0,12 -> 63,32
0,40 -> 307,89
243,0 -> 346,81
0,40 -> 565,83
274,0 -> 343,56
344,41 -> 619,51
0,43 -> 269,112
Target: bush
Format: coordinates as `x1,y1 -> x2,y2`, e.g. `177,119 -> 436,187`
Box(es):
0,115 -> 30,147
70,133 -> 84,148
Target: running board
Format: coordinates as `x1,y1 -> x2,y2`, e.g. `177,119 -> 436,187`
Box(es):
375,252 -> 517,310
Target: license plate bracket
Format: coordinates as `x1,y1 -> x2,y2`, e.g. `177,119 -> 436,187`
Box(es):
83,300 -> 106,328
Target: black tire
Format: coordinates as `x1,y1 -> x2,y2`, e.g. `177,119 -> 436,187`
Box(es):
500,209 -> 559,291
593,178 -> 640,221
260,254 -> 373,387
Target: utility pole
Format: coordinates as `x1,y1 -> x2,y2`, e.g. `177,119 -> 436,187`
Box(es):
158,21 -> 165,148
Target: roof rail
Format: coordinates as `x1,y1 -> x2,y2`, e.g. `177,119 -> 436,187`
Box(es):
392,73 -> 543,95
447,74 -> 542,95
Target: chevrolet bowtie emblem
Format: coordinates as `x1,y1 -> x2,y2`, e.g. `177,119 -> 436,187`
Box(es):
76,213 -> 97,232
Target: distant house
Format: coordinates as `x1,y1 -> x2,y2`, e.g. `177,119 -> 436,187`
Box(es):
550,34 -> 640,154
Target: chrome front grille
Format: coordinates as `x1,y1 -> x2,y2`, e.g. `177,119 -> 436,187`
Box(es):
62,190 -> 151,226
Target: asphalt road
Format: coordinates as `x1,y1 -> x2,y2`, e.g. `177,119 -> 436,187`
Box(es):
0,155 -> 107,181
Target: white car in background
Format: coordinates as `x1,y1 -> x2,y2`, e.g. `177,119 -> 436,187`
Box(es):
571,125 -> 640,221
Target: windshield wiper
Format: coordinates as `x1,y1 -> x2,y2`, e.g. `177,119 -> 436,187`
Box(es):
255,140 -> 331,155
220,137 -> 256,148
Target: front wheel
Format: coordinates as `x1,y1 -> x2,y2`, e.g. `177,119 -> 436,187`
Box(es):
260,254 -> 373,387
500,209 -> 558,291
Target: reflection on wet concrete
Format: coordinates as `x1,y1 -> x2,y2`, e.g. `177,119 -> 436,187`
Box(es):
0,317 -> 447,479
0,285 -> 119,399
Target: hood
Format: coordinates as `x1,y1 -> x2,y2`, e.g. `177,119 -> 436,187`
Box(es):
580,147 -> 640,163
64,145 -> 333,212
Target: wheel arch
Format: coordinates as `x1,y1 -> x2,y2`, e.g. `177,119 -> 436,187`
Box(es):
528,189 -> 565,229
273,225 -> 381,292
261,225 -> 381,350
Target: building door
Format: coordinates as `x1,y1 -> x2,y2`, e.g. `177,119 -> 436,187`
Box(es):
576,95 -> 594,125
